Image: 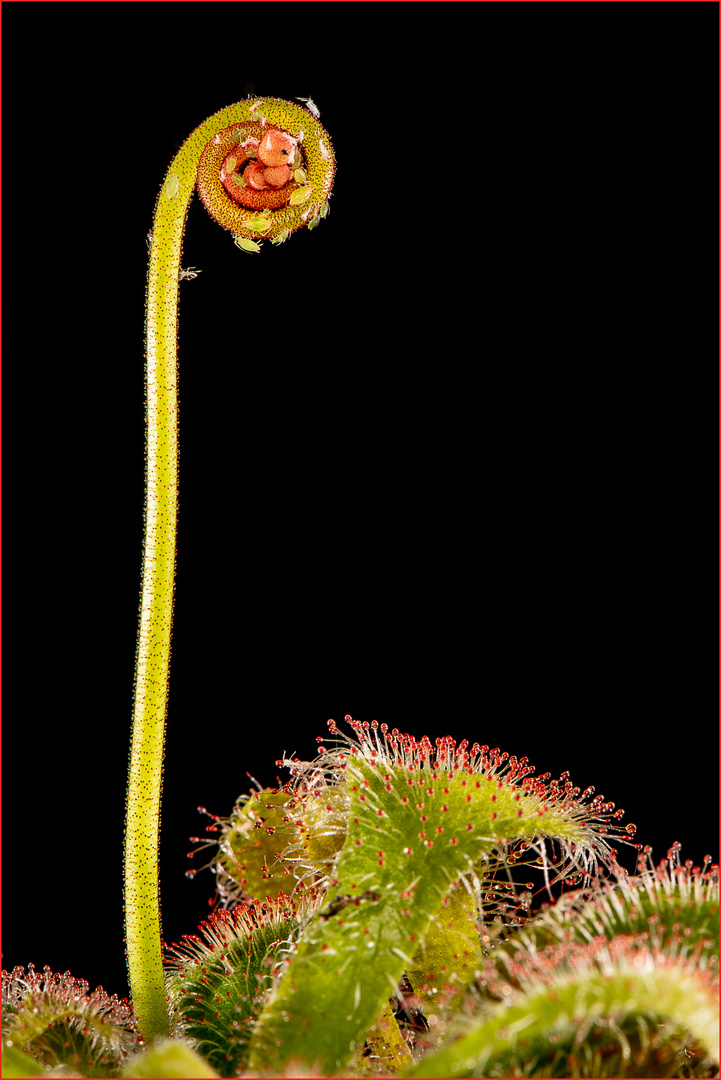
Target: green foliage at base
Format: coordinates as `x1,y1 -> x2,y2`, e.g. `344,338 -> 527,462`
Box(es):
5,725 -> 719,1078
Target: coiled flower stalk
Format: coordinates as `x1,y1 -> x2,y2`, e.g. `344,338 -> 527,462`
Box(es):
124,97 -> 335,1045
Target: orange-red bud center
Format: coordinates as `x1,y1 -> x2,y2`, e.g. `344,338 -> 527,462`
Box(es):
215,126 -> 303,212
244,160 -> 268,190
258,129 -> 297,168
263,165 -> 292,189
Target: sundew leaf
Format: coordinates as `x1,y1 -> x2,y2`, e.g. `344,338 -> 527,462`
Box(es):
1,965 -> 137,1077
204,788 -> 307,906
602,844 -> 720,958
248,719 -> 635,1076
406,936 -> 720,1078
164,897 -> 308,1077
490,845 -> 720,990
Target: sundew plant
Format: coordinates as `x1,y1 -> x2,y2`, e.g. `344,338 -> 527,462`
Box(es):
3,98 -> 719,1080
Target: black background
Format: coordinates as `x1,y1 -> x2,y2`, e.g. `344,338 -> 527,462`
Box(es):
2,3 -> 718,1005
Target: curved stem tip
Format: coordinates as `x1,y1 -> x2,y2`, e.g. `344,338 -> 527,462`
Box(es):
123,97 -> 335,1043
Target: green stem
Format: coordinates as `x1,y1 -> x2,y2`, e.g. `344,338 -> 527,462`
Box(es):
123,99 -> 335,1044
124,152 -> 188,1047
